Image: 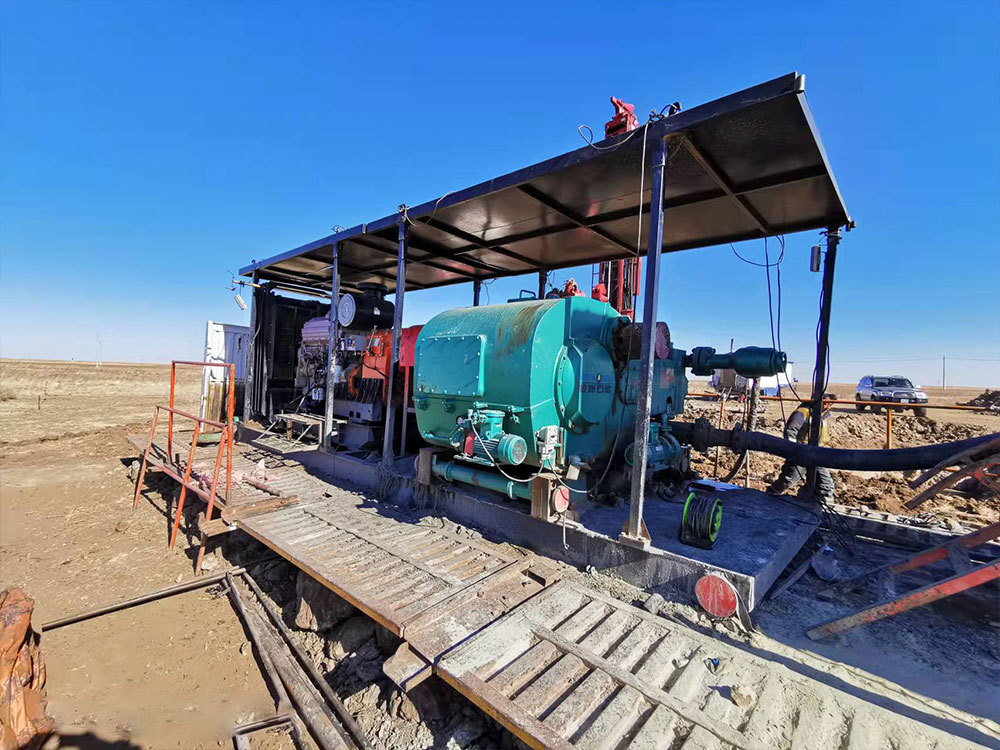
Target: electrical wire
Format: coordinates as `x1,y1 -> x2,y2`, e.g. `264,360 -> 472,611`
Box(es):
468,421 -> 545,484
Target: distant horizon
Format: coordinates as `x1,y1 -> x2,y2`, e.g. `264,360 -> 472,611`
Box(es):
1,355 -> 994,392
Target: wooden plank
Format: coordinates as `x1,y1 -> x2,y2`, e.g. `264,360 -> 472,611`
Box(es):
516,609 -> 634,719
572,686 -> 648,749
543,621 -> 661,739
439,673 -> 575,750
220,494 -> 299,522
628,704 -> 684,749
488,601 -> 608,698
300,508 -> 467,584
531,624 -> 765,750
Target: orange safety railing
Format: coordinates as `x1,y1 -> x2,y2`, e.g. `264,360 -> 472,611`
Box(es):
132,361 -> 235,549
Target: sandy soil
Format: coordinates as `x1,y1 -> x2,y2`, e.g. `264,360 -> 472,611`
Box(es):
0,362 -> 290,749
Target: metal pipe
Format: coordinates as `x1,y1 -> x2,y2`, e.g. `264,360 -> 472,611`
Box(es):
324,242 -> 340,450
157,405 -> 227,430
688,393 -> 994,412
431,457 -> 532,501
668,421 -> 1000,471
170,421 -> 201,548
382,222 -> 408,465
41,567 -> 246,631
808,227 -> 839,490
225,363 -> 234,504
244,271 -> 260,421
473,279 -> 481,306
204,424 -> 228,524
225,575 -> 321,748
241,573 -> 373,750
132,407 -> 159,510
537,270 -> 547,299
626,134 -> 668,543
168,362 -> 175,460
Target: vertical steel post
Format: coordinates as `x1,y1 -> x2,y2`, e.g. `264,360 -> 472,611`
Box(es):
243,272 -> 260,421
473,279 -> 481,307
323,243 -> 340,450
805,226 -> 840,495
167,362 -> 176,461
624,135 -> 668,544
382,222 -> 408,465
809,227 -> 840,448
537,270 -> 547,299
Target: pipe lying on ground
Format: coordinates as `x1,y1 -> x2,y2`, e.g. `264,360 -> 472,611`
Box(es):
242,573 -> 373,750
668,419 -> 1000,472
41,566 -> 247,632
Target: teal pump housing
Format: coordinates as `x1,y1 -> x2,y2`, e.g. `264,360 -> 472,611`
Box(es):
413,297 -> 690,477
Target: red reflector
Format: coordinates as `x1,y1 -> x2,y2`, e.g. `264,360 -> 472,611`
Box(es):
695,574 -> 738,618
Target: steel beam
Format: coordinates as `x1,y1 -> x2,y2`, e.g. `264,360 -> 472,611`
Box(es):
517,184 -> 635,255
624,136 -> 668,545
323,243 -> 340,450
420,217 -> 539,267
680,134 -> 771,235
807,558 -> 1000,640
382,222 -> 408,465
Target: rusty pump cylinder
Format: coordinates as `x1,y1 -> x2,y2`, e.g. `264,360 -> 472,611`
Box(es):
669,418 -> 1000,472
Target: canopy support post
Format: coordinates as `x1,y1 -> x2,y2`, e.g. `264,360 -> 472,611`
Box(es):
473,279 -> 482,307
806,226 -> 840,490
537,271 -> 547,299
323,242 -> 340,450
622,135 -> 668,548
382,222 -> 408,465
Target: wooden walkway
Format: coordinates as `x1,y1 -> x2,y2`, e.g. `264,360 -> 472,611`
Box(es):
236,492 -> 984,750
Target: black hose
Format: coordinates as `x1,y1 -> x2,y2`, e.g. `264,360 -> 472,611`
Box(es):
669,419 -> 1000,472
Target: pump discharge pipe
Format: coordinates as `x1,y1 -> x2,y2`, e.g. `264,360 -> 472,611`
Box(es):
669,419 -> 1000,472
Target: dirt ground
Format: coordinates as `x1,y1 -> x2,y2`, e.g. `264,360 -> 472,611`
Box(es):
0,361 -> 288,749
1,360 -> 998,748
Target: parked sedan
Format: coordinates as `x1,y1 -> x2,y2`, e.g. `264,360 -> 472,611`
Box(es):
856,375 -> 929,417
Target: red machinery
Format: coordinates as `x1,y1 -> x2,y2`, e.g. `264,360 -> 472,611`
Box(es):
592,257 -> 640,319
592,97 -> 642,319
605,96 -> 638,138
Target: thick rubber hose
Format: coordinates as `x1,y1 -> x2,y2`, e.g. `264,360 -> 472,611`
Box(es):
669,420 -> 1000,471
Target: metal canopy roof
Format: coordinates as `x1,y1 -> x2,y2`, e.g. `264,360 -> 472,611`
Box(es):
240,73 -> 850,295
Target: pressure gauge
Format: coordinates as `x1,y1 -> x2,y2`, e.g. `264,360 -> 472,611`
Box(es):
337,293 -> 357,328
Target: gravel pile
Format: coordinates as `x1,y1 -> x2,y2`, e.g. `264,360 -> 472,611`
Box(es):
961,388 -> 1000,413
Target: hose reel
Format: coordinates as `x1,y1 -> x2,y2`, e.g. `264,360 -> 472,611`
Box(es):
680,491 -> 722,549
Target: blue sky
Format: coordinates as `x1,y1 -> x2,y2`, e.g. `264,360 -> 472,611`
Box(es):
1,0 -> 998,387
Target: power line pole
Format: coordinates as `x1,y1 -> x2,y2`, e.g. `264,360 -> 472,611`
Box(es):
942,355 -> 946,390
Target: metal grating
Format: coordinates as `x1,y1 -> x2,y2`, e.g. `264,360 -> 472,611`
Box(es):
436,580 -> 976,750
238,498 -> 521,635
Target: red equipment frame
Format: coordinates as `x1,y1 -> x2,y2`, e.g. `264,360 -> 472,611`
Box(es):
132,361 -> 235,549
808,520 -> 1000,639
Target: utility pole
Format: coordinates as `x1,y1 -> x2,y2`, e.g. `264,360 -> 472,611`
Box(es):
942,355 -> 946,390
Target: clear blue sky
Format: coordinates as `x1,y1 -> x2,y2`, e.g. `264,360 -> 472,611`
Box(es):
2,0 -> 998,387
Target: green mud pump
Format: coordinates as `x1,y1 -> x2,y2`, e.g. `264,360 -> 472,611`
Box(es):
412,295 -> 785,500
